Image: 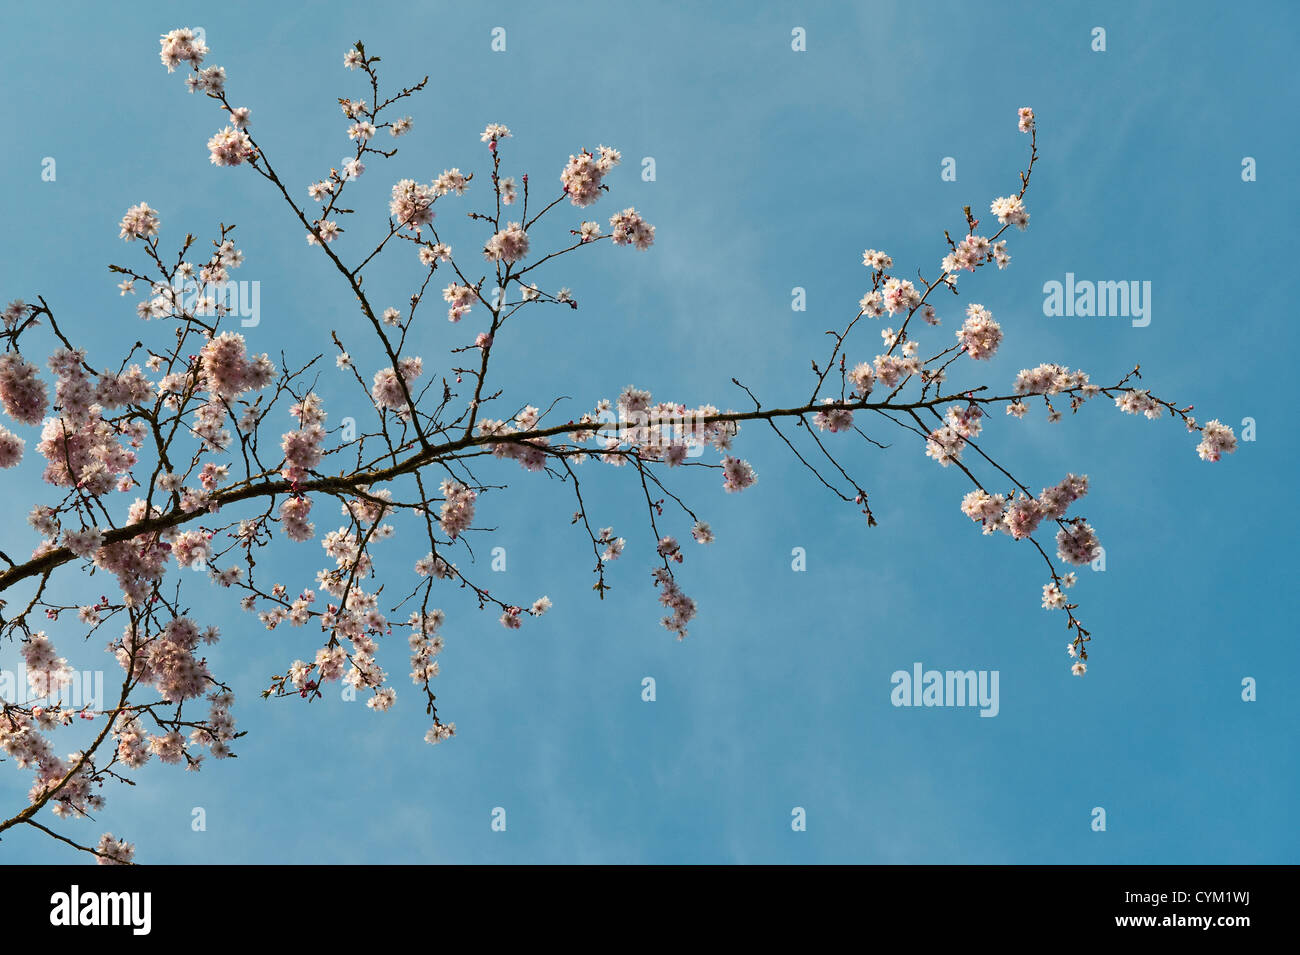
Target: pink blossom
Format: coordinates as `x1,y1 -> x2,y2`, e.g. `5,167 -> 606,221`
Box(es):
882,277 -> 921,314
1042,583 -> 1067,610
1056,520 -> 1100,566
721,456 -> 756,493
990,195 -> 1029,230
95,833 -> 136,865
862,249 -> 893,270
1196,420 -> 1237,461
484,222 -> 530,262
371,358 -> 423,412
848,362 -> 875,396
0,425 -> 24,468
813,400 -> 854,433
390,179 -> 436,231
207,126 -> 254,166
63,526 -> 104,558
159,28 -> 207,72
609,208 -> 654,249
956,305 -> 1003,359
201,332 -> 275,399
119,202 -> 161,241
22,633 -> 74,698
438,479 -> 477,539
651,567 -> 696,639
0,353 -> 49,424
561,147 -> 620,206
170,530 -> 211,568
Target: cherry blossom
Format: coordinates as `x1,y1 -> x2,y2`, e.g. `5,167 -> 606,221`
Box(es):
0,35 -> 1238,864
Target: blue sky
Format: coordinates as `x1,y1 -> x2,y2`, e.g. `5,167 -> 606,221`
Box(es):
0,0 -> 1295,863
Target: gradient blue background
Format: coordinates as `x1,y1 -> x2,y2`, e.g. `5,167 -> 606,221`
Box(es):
0,0 -> 1294,863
